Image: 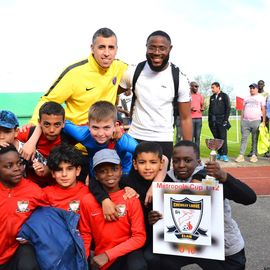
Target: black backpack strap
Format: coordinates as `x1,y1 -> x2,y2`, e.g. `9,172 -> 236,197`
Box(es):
171,63 -> 180,125
27,126 -> 36,140
130,61 -> 147,119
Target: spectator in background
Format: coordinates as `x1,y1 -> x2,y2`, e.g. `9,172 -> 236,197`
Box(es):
208,82 -> 231,162
235,83 -> 266,163
190,81 -> 205,156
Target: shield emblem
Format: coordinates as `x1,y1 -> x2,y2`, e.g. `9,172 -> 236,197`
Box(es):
116,204 -> 126,217
17,200 -> 30,213
69,200 -> 80,212
170,197 -> 203,238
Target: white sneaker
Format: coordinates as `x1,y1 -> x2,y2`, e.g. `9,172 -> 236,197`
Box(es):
235,155 -> 244,163
250,155 -> 258,163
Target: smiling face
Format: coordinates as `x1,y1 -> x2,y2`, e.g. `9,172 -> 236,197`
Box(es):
172,146 -> 199,181
51,161 -> 81,189
39,114 -> 64,141
91,35 -> 118,69
146,35 -> 172,71
94,163 -> 122,192
133,152 -> 163,181
0,150 -> 24,188
88,118 -> 115,144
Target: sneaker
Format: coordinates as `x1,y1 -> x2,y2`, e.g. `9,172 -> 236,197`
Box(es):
247,152 -> 253,158
216,154 -> 221,160
264,152 -> 270,158
222,155 -> 229,162
250,155 -> 258,163
235,155 -> 245,163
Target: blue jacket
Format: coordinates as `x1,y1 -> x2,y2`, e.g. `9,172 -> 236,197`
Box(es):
63,120 -> 138,175
18,207 -> 88,270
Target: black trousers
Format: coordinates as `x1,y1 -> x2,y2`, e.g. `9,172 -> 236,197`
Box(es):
108,249 -> 147,270
0,244 -> 40,270
208,122 -> 228,155
160,248 -> 246,270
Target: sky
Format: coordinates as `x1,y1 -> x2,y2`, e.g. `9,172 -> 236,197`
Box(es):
0,0 -> 269,98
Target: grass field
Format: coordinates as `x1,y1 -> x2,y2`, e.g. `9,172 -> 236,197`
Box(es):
199,118 -> 251,158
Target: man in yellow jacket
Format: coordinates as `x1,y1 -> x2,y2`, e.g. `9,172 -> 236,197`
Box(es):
30,27 -> 127,125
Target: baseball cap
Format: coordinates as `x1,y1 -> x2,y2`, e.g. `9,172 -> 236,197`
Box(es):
0,110 -> 19,129
93,149 -> 121,168
249,83 -> 258,88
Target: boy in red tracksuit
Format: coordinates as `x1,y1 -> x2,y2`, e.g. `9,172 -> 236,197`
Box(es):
79,149 -> 146,270
43,144 -> 89,213
16,102 -> 66,187
0,144 -> 48,270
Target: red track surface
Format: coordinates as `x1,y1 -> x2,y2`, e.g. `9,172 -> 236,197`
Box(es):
224,166 -> 270,195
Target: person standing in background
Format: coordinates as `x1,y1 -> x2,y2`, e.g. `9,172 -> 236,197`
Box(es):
235,83 -> 266,163
190,81 -> 205,156
208,82 -> 231,162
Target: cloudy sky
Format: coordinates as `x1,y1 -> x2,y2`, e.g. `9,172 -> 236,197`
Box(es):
0,0 -> 269,97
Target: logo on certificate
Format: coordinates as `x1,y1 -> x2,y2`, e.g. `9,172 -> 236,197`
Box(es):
164,194 -> 211,246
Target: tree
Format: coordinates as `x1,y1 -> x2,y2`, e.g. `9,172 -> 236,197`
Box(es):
193,74 -> 234,116
193,74 -> 234,98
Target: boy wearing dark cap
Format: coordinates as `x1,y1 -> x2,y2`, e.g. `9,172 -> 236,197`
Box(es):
0,110 -> 20,148
79,149 -> 146,270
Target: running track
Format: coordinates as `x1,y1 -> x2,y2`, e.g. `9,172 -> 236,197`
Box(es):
224,166 -> 270,195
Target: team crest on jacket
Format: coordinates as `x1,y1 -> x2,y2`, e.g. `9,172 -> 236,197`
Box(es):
69,200 -> 80,212
112,76 -> 117,85
167,197 -> 207,240
116,204 -> 126,217
16,200 -> 30,213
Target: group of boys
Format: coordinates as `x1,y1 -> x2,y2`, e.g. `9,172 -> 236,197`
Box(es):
0,26 -> 257,270
0,103 -> 256,270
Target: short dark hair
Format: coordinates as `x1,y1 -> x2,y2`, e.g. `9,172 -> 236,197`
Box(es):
47,144 -> 83,171
258,80 -> 265,84
0,144 -> 18,157
92,28 -> 117,44
211,82 -> 220,88
39,102 -> 65,120
133,142 -> 163,160
146,30 -> 171,44
174,140 -> 200,159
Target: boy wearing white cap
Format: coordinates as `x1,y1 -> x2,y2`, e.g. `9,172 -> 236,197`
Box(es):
79,149 -> 146,270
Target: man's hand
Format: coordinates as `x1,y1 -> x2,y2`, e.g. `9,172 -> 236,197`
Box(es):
102,198 -> 119,221
148,210 -> 163,225
205,161 -> 227,183
92,253 -> 109,268
123,186 -> 139,200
